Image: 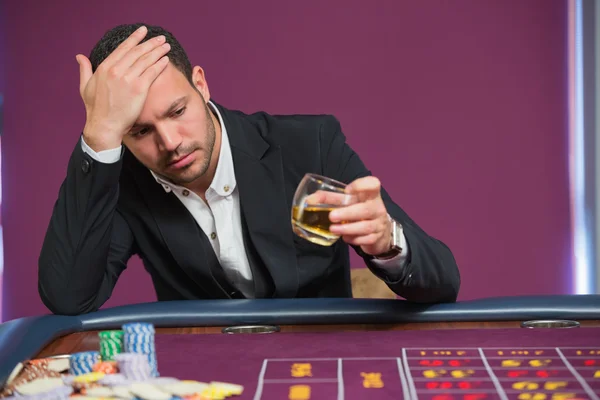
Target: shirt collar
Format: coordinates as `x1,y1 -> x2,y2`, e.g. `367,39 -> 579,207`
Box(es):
150,101 -> 236,198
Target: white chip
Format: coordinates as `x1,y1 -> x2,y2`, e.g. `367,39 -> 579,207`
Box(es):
85,387 -> 115,397
48,358 -> 70,372
16,377 -> 64,395
160,381 -> 208,396
6,362 -> 23,385
112,386 -> 135,399
147,377 -> 180,387
129,383 -> 172,400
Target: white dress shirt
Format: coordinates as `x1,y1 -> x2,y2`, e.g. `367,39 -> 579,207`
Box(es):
81,101 -> 409,298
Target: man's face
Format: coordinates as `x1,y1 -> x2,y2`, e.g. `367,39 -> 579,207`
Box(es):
123,63 -> 216,186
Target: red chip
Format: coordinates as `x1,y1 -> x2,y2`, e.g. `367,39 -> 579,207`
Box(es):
183,395 -> 208,400
92,361 -> 118,374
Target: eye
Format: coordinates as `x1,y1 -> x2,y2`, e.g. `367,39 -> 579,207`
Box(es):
173,107 -> 186,117
132,127 -> 150,137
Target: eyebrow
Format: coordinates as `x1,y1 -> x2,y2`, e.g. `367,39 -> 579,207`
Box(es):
132,96 -> 188,129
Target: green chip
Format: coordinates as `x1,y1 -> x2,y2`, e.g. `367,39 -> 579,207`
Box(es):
99,330 -> 124,361
99,330 -> 124,339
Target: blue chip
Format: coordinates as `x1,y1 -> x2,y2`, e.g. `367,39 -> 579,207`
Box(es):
122,322 -> 155,334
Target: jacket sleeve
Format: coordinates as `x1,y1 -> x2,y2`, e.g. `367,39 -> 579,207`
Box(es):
38,138 -> 136,315
319,116 -> 460,303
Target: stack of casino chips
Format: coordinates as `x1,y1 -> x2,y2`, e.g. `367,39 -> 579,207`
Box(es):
122,322 -> 158,377
114,353 -> 153,381
69,351 -> 101,376
99,330 -> 124,361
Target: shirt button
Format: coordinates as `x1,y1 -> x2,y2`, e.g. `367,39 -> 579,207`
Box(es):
210,232 -> 217,240
223,185 -> 230,193
182,189 -> 190,197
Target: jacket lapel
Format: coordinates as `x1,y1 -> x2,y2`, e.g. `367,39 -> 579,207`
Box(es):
123,150 -> 239,299
217,105 -> 300,298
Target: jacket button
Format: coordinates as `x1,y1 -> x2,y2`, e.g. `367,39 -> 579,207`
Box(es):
81,159 -> 90,173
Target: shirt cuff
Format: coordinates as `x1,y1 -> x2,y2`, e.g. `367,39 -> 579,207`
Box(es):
369,226 -> 410,270
81,135 -> 122,164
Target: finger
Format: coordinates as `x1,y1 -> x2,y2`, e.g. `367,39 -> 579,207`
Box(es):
76,54 -> 93,97
330,220 -> 383,236
140,56 -> 170,88
129,42 -> 170,77
346,176 -> 381,200
342,233 -> 381,247
116,34 -> 167,74
101,25 -> 149,68
305,190 -> 354,206
329,200 -> 385,223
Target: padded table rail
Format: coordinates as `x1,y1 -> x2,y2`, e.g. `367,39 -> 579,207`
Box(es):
0,295 -> 599,388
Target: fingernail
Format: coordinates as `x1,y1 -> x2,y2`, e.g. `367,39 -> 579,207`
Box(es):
329,211 -> 339,221
138,26 -> 147,33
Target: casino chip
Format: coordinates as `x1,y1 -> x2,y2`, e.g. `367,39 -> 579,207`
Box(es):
98,373 -> 133,387
129,382 -> 172,400
69,351 -> 100,376
114,353 -> 153,381
1,322 -> 244,400
92,361 -> 118,374
14,377 -> 65,396
72,372 -> 105,384
98,330 -> 124,362
82,386 -> 115,397
159,381 -> 208,397
122,322 -> 158,378
112,385 -> 135,399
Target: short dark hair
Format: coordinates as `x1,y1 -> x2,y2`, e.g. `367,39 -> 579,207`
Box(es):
89,23 -> 193,85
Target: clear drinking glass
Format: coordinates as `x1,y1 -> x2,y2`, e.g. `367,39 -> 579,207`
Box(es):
291,173 -> 356,246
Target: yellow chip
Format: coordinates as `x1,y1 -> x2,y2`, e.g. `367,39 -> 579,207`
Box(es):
201,386 -> 226,400
209,382 -> 243,396
73,372 -> 105,383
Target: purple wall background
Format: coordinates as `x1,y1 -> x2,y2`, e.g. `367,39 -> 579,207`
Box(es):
1,0 -> 571,321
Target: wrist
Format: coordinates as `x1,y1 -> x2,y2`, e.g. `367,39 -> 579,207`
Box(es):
83,123 -> 123,153
357,215 -> 402,260
369,217 -> 403,260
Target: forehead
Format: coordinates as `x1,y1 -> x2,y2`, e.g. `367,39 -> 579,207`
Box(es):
139,63 -> 192,118
147,64 -> 190,102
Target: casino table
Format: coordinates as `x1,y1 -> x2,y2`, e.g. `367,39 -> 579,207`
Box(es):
1,295 -> 599,399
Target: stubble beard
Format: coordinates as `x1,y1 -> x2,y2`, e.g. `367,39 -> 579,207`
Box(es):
162,103 -> 216,186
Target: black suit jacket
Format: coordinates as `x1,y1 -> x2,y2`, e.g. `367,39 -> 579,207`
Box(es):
38,103 -> 460,315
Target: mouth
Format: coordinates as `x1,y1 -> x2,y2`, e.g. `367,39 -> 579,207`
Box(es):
167,150 -> 196,170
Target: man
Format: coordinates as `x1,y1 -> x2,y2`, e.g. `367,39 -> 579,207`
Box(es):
38,23 -> 460,316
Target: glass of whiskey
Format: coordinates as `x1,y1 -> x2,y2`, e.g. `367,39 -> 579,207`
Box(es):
291,173 -> 356,246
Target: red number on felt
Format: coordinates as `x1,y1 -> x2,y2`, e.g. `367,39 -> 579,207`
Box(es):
463,395 -> 487,400
508,370 -> 528,378
420,360 -> 444,367
458,382 -> 473,389
427,382 -> 453,389
536,370 -> 558,378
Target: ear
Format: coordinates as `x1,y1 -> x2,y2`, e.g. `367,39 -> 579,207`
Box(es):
192,66 -> 210,103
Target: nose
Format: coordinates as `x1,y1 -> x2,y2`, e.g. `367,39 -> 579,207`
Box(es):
155,125 -> 183,152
